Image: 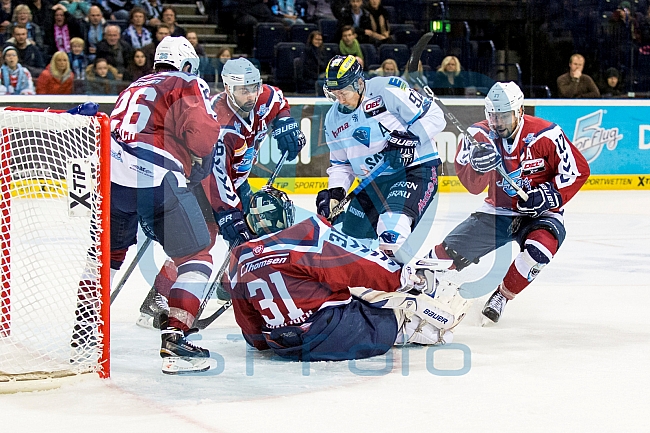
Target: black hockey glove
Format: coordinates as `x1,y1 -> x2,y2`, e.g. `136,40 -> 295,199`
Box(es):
187,147 -> 216,186
382,130 -> 419,169
216,208 -> 252,246
469,142 -> 502,174
272,117 -> 306,161
316,187 -> 346,218
516,182 -> 563,218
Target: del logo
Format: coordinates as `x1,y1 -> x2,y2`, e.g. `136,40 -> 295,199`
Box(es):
332,122 -> 350,138
521,158 -> 545,174
253,244 -> 264,255
572,110 -> 623,163
363,96 -> 383,111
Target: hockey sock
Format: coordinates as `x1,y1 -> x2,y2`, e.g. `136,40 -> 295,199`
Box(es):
501,229 -> 558,297
153,258 -> 178,298
377,212 -> 413,262
167,261 -> 211,330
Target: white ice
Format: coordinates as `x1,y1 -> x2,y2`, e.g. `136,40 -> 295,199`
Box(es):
2,191 -> 649,433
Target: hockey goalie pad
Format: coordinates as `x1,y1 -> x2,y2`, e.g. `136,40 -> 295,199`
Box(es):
393,310 -> 453,345
349,286 -> 469,330
399,257 -> 455,295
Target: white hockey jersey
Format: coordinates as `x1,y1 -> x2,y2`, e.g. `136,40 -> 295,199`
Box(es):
323,76 -> 446,191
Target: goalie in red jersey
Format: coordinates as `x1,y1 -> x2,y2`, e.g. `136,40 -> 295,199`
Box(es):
221,187 -> 469,362
426,82 -> 590,324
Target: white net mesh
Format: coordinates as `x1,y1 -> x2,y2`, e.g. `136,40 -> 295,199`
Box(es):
0,109 -> 108,384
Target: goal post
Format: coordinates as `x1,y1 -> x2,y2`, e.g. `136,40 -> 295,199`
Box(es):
0,107 -> 111,390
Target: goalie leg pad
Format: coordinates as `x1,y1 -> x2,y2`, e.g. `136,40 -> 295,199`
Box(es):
349,287 -> 463,330
394,310 -> 453,345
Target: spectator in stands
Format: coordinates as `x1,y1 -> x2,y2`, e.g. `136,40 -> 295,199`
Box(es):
338,0 -> 373,44
303,0 -> 335,23
601,67 -> 624,98
433,55 -> 466,96
556,54 -> 600,98
364,0 -> 392,46
274,0 -> 304,26
46,4 -> 83,55
8,5 -> 45,52
122,48 -> 149,81
58,0 -> 91,20
68,36 -> 87,79
85,56 -> 118,94
84,5 -> 105,63
0,45 -> 35,94
371,58 -> 399,76
122,7 -> 152,49
4,23 -> 45,77
139,0 -> 163,27
141,23 -> 169,69
185,30 -> 205,56
96,23 -> 133,79
213,46 -> 231,90
300,30 -> 327,93
186,30 -> 214,83
1,0 -> 14,31
97,0 -> 134,21
330,0 -> 347,20
339,25 -> 364,68
36,49 -> 74,94
21,0 -> 53,32
161,6 -> 185,37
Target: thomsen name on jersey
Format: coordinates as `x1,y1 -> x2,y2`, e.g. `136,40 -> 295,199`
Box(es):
241,256 -> 288,276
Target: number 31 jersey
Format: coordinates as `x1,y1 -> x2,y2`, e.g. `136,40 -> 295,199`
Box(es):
323,76 -> 446,191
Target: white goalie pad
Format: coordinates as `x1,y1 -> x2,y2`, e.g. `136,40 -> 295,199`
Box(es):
399,257 -> 455,295
349,286 -> 469,330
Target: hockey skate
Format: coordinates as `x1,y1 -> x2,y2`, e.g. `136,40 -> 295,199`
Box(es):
136,288 -> 170,329
482,289 -> 508,324
160,327 -> 211,374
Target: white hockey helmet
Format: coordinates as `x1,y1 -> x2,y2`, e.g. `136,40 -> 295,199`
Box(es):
221,58 -> 262,111
153,36 -> 199,75
484,81 -> 525,138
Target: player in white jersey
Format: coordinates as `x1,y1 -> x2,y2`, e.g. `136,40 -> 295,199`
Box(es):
317,55 -> 446,263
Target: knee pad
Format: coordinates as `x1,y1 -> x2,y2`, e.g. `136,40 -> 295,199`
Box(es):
440,242 -> 476,271
513,229 -> 558,283
377,212 -> 412,259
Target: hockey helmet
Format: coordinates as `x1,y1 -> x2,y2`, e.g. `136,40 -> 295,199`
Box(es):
323,55 -> 364,101
245,187 -> 295,236
221,58 -> 262,92
154,36 -> 199,75
484,81 -> 525,138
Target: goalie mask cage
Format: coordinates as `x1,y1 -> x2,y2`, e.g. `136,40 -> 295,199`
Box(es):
0,107 -> 111,391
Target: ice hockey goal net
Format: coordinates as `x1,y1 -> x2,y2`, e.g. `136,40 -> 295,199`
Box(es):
0,107 -> 111,390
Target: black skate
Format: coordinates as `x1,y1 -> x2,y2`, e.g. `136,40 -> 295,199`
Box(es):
482,289 -> 508,323
160,327 -> 211,374
136,288 -> 170,329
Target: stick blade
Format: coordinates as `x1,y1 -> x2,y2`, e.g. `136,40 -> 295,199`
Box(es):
406,32 -> 434,72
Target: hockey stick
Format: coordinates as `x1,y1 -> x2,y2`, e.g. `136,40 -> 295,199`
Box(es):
110,237 -> 153,304
193,152 -> 290,329
412,76 -> 529,201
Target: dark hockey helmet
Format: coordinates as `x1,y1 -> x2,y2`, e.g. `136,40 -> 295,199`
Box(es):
246,186 -> 295,236
323,55 -> 364,98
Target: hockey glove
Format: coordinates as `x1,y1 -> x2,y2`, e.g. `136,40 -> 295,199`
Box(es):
316,187 -> 346,218
272,117 -> 306,161
186,147 -> 216,186
469,142 -> 502,173
516,182 -> 563,218
216,208 -> 252,246
67,102 -> 99,116
382,130 -> 419,169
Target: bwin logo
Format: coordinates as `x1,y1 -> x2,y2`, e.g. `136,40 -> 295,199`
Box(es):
572,110 -> 623,163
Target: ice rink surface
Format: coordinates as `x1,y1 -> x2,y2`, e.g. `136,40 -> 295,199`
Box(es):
2,190 -> 649,433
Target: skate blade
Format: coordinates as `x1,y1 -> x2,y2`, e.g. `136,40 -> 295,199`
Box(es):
481,314 -> 496,327
136,313 -> 156,330
161,356 -> 213,375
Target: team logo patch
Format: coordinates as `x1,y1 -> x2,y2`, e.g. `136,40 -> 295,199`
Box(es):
236,147 -> 257,173
363,96 -> 387,117
521,158 -> 545,175
233,121 -> 241,134
523,133 -> 535,144
353,127 -> 371,147
388,77 -> 406,90
257,105 -> 268,117
253,244 -> 264,255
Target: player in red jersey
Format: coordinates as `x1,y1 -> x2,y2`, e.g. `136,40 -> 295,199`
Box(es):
221,187 -> 469,361
426,82 -> 590,324
108,36 -> 221,373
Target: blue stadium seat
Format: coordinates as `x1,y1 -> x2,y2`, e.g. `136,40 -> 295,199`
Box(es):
359,43 -> 379,70
322,43 -> 340,59
378,44 -> 410,70
290,23 -> 318,43
253,23 -> 287,69
421,44 -> 444,70
274,42 -> 306,91
389,23 -> 415,35
318,19 -> 339,43
393,29 -> 424,48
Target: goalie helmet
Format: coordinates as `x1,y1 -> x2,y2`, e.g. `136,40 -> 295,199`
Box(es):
154,36 -> 199,75
245,187 -> 295,236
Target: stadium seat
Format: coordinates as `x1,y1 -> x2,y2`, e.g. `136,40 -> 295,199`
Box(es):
274,42 -> 306,92
318,19 -> 339,43
389,23 -> 415,35
393,29 -> 425,48
379,44 -> 410,71
322,43 -> 340,58
253,23 -> 287,70
360,43 -> 379,69
290,23 -> 318,43
421,44 -> 444,70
